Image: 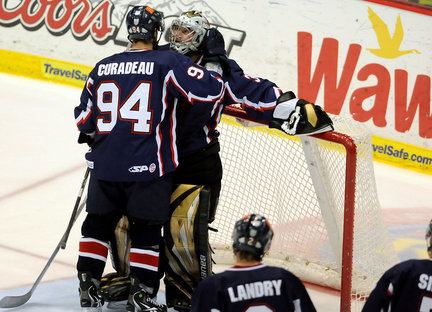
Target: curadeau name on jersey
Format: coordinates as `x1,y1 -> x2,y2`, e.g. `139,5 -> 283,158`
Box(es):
228,279 -> 282,303
97,61 -> 155,76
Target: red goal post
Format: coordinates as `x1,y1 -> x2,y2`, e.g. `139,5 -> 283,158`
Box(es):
211,106 -> 397,312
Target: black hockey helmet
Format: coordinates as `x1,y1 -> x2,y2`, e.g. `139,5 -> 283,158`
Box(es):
426,219 -> 432,253
126,5 -> 164,43
232,214 -> 274,259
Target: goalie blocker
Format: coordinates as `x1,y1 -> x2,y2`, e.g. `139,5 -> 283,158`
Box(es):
270,91 -> 334,136
99,184 -> 213,311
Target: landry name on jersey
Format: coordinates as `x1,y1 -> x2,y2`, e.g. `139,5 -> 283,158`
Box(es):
191,264 -> 316,312
228,279 -> 282,302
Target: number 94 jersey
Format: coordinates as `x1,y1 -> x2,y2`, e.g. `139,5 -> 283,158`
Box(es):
74,49 -> 223,182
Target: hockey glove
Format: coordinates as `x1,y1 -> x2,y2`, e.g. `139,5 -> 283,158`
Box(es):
269,91 -> 334,136
78,132 -> 94,146
201,28 -> 231,74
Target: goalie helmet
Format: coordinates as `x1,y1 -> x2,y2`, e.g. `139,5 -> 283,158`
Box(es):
169,10 -> 210,54
232,214 -> 274,259
426,220 -> 432,253
126,5 -> 164,43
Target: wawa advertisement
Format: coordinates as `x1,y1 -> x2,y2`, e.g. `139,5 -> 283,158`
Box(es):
0,0 -> 431,173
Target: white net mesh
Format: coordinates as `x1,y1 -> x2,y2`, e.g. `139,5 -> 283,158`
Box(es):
210,112 -> 398,311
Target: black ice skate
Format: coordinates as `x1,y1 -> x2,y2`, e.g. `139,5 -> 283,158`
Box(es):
78,272 -> 104,312
126,277 -> 167,312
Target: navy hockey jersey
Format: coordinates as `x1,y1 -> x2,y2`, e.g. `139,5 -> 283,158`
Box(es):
74,49 -> 223,182
191,264 -> 316,312
223,58 -> 282,120
177,57 -> 282,158
363,259 -> 432,312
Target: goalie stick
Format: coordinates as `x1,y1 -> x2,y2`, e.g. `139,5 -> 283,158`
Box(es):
0,168 -> 90,309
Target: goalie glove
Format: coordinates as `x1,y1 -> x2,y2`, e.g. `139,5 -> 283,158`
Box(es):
201,28 -> 231,74
269,91 -> 334,136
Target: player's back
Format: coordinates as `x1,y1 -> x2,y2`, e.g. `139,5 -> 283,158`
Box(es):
363,259 -> 432,312
192,264 -> 316,312
75,49 -> 223,182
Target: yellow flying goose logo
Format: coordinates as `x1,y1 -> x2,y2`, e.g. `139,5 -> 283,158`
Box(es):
367,7 -> 420,59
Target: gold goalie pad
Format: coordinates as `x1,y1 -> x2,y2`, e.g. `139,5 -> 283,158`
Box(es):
164,184 -> 213,308
112,216 -> 130,275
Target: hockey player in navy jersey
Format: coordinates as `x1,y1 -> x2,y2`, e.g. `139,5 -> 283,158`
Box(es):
362,220 -> 432,312
191,213 -> 316,312
73,5 -> 223,312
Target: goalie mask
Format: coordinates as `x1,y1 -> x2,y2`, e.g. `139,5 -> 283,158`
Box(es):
169,10 -> 210,55
232,214 -> 274,259
126,5 -> 164,43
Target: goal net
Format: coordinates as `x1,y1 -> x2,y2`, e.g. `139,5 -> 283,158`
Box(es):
210,106 -> 398,312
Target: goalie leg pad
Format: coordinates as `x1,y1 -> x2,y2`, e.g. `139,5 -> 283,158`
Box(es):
109,216 -> 130,275
164,184 -> 213,310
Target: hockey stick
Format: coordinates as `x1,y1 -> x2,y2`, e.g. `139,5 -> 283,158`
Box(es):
60,167 -> 90,249
0,193 -> 88,308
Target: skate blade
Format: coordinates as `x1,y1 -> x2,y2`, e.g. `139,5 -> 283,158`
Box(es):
106,300 -> 127,310
81,307 -> 102,312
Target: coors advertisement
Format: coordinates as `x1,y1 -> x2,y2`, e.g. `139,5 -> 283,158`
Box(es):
0,0 -> 246,54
